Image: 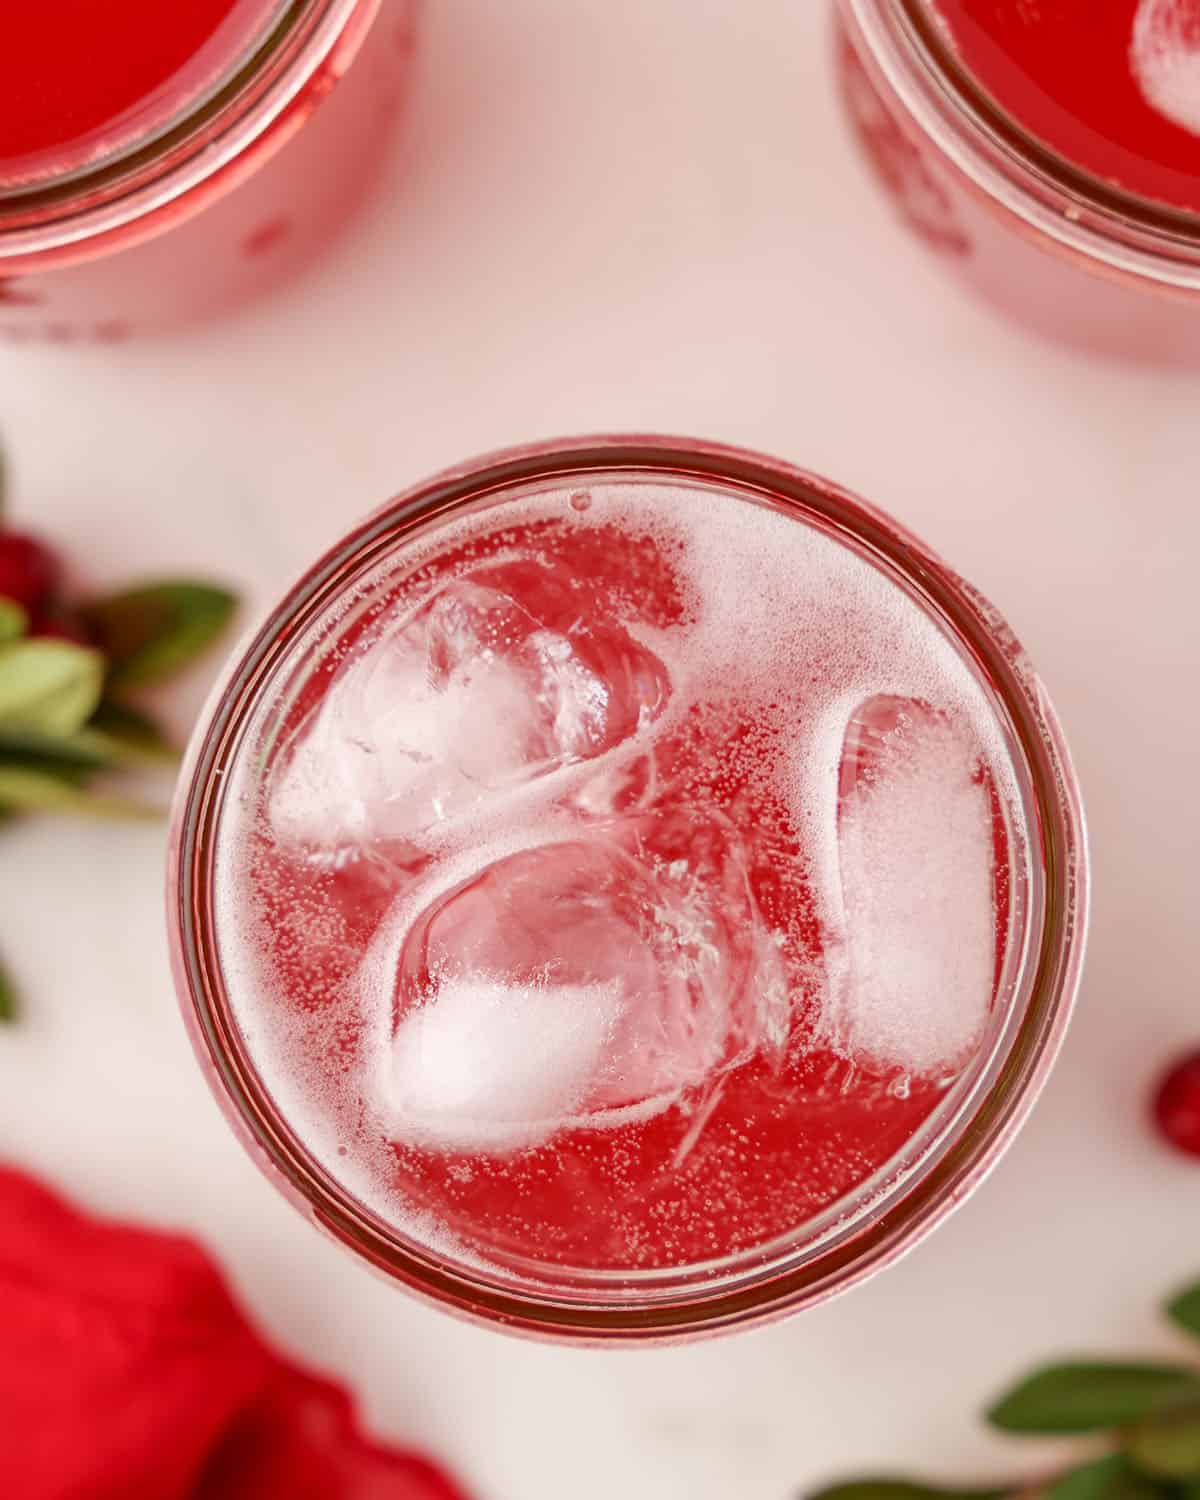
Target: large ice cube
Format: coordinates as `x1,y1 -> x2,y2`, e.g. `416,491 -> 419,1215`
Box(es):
828,695 -> 996,1075
375,811 -> 790,1153
269,562 -> 671,852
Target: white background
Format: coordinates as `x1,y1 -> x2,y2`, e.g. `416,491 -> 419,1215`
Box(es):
2,2 -> 1199,1497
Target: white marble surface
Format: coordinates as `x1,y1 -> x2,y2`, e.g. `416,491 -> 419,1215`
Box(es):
2,2 -> 1199,1497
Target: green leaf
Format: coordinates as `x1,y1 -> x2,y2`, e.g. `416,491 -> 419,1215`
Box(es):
0,955 -> 15,1024
1046,1455 -> 1163,1500
1168,1285 -> 1200,1343
0,706 -> 177,802
0,597 -> 27,641
0,765 -> 160,820
90,700 -> 177,763
0,724 -> 175,777
805,1483 -> 1012,1500
989,1365 -> 1200,1434
0,640 -> 105,736
0,726 -> 117,774
83,582 -> 236,689
1126,1407 -> 1200,1479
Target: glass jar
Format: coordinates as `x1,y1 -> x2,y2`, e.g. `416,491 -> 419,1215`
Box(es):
0,0 -> 416,340
168,435 -> 1089,1343
836,0 -> 1200,363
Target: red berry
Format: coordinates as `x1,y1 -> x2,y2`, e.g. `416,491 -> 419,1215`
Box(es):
31,615 -> 91,646
0,532 -> 58,612
1153,1051 -> 1200,1158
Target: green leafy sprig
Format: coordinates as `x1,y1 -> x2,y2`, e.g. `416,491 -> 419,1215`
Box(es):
808,1282 -> 1200,1500
0,584 -> 235,816
0,458 -> 238,1021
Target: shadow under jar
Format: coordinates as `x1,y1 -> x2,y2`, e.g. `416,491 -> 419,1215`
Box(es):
836,0 -> 1200,363
0,0 -> 417,341
168,436 -> 1088,1343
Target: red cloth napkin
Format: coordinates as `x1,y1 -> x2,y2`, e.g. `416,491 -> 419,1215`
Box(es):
0,1166 -> 470,1500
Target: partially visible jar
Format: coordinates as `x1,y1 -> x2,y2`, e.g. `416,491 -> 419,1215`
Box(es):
0,0 -> 416,341
835,0 -> 1200,364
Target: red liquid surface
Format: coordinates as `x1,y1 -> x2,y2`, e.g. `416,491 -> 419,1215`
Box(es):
931,1 -> 1200,211
226,500 -> 1011,1274
0,0 -> 284,184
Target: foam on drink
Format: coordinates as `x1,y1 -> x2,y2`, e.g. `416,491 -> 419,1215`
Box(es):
213,475 -> 1022,1272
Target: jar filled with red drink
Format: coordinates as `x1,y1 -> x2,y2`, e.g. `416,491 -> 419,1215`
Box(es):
0,0 -> 416,339
836,0 -> 1200,362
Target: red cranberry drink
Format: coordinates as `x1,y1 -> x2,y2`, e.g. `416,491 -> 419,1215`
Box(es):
836,0 -> 1200,359
0,0 -> 414,338
171,439 -> 1087,1340
933,0 -> 1200,211
229,484 -> 1006,1260
0,1 -> 284,187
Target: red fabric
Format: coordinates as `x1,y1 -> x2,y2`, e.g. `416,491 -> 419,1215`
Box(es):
0,1167 -> 470,1500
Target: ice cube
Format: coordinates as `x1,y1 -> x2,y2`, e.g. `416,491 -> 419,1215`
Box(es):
827,696 -> 995,1075
269,563 -> 670,853
375,812 -> 790,1153
1132,0 -> 1200,137
383,977 -> 626,1153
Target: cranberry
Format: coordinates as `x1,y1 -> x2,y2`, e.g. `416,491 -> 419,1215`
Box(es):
0,532 -> 58,612
31,614 -> 91,646
1153,1051 -> 1200,1158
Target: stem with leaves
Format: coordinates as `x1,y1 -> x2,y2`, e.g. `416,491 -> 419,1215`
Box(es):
808,1283 -> 1200,1500
0,446 -> 236,1019
0,582 -> 236,814
0,584 -> 237,1022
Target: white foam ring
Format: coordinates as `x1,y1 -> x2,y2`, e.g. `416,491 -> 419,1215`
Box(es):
1132,0 -> 1200,137
214,476 -> 1016,1242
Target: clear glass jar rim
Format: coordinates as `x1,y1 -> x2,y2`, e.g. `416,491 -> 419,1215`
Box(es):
167,435 -> 1090,1343
843,0 -> 1200,290
0,0 -> 370,266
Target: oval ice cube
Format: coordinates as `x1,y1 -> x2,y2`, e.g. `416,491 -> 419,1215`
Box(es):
374,812 -> 790,1153
827,696 -> 996,1076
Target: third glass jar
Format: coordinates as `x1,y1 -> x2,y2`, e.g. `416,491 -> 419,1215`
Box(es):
836,0 -> 1200,364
